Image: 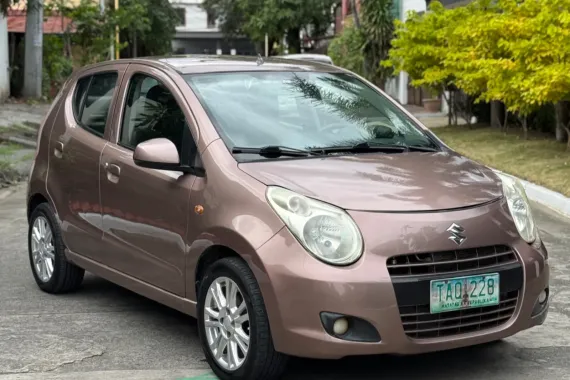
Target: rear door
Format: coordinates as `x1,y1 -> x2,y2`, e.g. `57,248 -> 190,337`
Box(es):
47,65 -> 127,260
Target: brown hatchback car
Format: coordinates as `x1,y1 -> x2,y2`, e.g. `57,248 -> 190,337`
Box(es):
27,56 -> 549,380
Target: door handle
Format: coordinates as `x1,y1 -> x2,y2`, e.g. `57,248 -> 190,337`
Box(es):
105,163 -> 121,184
54,141 -> 64,158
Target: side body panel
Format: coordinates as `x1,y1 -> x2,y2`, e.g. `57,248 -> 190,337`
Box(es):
98,63 -> 197,296
46,65 -> 128,260
184,140 -> 286,304
27,81 -> 70,214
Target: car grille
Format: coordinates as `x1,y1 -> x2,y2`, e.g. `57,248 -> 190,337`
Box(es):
399,290 -> 518,339
387,245 -> 518,277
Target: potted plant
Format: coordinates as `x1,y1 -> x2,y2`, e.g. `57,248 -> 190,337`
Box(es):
422,87 -> 442,113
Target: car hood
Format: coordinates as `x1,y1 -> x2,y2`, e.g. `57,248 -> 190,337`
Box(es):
238,152 -> 503,212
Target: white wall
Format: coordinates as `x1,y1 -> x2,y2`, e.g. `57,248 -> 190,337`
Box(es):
0,14 -> 9,101
170,0 -> 218,32
402,0 -> 426,18
390,0 -> 427,105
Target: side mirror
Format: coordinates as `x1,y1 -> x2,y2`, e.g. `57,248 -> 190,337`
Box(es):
133,137 -> 206,176
133,138 -> 181,171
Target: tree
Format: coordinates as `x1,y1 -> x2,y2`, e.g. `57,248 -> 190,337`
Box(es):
118,0 -> 177,58
202,0 -> 337,54
330,0 -> 396,87
384,0 -> 540,131
359,0 -> 395,88
23,0 -> 44,99
383,1 -> 469,123
443,0 -> 506,127
505,0 -> 570,147
68,0 -> 118,64
328,22 -> 365,77
470,0 -> 541,140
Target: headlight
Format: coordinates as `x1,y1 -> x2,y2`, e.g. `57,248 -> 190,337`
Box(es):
266,186 -> 364,266
498,173 -> 538,244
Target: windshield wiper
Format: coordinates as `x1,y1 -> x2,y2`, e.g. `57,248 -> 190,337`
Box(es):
312,142 -> 407,154
407,145 -> 439,152
232,145 -> 323,158
311,142 -> 439,154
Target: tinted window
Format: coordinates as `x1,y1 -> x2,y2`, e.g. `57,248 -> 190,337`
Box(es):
73,72 -> 118,136
185,72 -> 439,159
120,74 -> 195,161
73,76 -> 91,121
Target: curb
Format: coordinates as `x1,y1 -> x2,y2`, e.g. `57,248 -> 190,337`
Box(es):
492,168 -> 570,218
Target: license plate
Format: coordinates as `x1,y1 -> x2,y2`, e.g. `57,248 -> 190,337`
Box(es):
430,273 -> 500,314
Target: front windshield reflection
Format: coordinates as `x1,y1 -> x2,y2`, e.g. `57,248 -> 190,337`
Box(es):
185,71 -> 438,159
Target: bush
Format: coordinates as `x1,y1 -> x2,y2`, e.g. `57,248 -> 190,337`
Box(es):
328,24 -> 366,78
43,35 -> 73,99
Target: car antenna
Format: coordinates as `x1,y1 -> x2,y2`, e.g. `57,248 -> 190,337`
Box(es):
256,53 -> 265,66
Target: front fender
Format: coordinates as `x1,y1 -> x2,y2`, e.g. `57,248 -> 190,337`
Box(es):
185,225 -> 284,304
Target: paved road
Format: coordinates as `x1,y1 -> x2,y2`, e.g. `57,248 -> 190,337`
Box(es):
1,185 -> 569,380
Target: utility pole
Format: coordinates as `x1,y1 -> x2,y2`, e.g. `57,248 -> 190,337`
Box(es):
114,0 -> 119,60
0,8 -> 9,101
23,0 -> 44,98
100,0 -> 113,60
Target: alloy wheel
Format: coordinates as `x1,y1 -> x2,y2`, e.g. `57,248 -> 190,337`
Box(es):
204,276 -> 251,371
31,216 -> 55,283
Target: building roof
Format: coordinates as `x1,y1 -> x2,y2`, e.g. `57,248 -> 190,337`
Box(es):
7,9 -> 74,34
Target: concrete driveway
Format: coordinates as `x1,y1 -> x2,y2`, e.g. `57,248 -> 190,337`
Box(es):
1,185 -> 569,380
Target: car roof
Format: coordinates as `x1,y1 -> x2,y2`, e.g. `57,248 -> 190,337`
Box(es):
281,54 -> 334,64
79,55 -> 345,75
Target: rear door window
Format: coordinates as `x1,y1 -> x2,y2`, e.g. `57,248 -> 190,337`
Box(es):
73,72 -> 118,137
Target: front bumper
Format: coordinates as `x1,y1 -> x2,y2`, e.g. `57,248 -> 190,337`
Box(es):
255,199 -> 549,359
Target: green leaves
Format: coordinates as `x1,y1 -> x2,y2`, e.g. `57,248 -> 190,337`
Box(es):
330,0 -> 396,85
0,0 -> 17,15
202,0 -> 337,50
384,0 -> 570,120
329,24 -> 366,77
360,0 -> 395,85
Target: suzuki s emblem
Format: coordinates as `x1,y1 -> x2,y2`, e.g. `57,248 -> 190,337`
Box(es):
447,223 -> 466,246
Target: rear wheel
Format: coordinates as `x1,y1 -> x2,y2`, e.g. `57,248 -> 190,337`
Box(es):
197,257 -> 288,380
28,203 -> 85,293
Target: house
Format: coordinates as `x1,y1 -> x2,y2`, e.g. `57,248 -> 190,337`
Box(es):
169,0 -> 256,55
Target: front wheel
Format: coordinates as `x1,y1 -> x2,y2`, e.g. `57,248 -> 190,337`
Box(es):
197,257 -> 288,380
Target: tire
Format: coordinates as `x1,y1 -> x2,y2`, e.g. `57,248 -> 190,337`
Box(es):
197,257 -> 288,380
28,203 -> 85,293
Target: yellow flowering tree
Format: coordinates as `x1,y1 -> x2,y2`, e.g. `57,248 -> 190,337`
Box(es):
509,0 -> 570,147
383,1 -> 473,125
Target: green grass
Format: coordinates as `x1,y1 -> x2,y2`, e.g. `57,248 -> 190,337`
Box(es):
0,123 -> 38,139
0,160 -> 19,187
0,143 -> 20,156
433,126 -> 570,197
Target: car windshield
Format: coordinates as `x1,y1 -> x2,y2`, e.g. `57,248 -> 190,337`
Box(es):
184,71 -> 439,160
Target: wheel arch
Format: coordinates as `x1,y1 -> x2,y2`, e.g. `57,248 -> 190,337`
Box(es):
194,244 -> 242,297
186,227 -> 281,312
27,192 -> 50,223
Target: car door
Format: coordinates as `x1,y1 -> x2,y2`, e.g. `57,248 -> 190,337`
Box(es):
47,66 -> 126,261
98,65 -> 200,296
